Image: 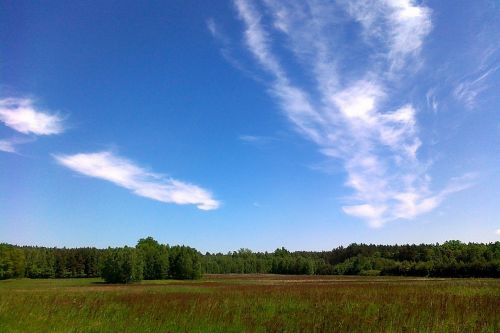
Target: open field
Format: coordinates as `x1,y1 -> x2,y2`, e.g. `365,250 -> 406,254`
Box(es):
0,275 -> 498,333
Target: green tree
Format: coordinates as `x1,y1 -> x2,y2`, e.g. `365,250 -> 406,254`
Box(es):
136,237 -> 169,280
169,246 -> 202,280
0,244 -> 25,279
101,247 -> 143,283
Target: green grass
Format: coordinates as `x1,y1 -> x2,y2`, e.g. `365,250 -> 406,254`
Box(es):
0,275 -> 498,332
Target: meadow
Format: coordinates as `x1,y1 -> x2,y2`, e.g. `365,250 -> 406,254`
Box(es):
0,275 -> 498,333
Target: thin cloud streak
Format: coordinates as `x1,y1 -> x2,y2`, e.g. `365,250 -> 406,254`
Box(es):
453,44 -> 500,109
230,0 -> 470,227
454,65 -> 500,109
54,151 -> 220,211
238,134 -> 279,147
207,17 -> 263,82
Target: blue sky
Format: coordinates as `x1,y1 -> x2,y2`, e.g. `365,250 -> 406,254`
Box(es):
1,0 -> 499,252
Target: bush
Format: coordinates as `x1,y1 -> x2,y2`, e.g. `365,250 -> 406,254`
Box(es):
360,269 -> 381,276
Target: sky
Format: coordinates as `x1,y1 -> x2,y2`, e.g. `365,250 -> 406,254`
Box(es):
1,0 -> 499,252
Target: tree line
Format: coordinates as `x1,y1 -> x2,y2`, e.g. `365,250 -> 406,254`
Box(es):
1,239 -> 498,282
202,241 -> 499,277
0,237 -> 201,283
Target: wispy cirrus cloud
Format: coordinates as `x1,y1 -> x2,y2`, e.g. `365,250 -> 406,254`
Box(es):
54,151 -> 220,211
453,35 -> 500,109
219,0 -> 473,227
342,0 -> 432,70
454,64 -> 500,109
207,18 -> 262,82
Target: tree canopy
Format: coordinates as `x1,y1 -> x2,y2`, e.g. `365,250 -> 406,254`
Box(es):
1,239 -> 498,281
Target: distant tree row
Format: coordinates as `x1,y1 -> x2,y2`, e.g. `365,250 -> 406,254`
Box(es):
202,241 -> 500,278
1,240 -> 498,281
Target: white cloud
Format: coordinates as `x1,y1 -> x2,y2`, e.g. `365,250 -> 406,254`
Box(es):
496,228 -> 500,236
54,151 -> 219,210
0,98 -> 64,135
342,204 -> 387,228
235,0 -> 286,78
0,139 -> 16,153
234,0 -> 326,145
229,0 -> 470,227
343,0 -> 432,70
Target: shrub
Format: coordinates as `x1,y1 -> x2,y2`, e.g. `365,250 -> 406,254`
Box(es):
360,269 -> 381,276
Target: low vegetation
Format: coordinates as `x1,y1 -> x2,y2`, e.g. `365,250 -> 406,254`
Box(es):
0,275 -> 498,332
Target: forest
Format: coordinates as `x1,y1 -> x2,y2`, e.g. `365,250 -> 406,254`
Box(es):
0,238 -> 498,282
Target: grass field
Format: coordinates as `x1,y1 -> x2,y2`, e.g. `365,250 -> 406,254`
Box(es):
0,275 -> 498,332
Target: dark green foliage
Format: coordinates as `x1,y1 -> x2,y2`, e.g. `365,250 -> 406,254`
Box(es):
101,247 -> 143,283
202,241 -> 500,278
0,237 -> 202,282
201,248 -> 317,275
136,237 -> 169,280
0,244 -> 25,279
53,248 -> 102,278
23,247 -> 103,279
0,239 -> 498,280
169,245 -> 202,280
24,248 -> 55,278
